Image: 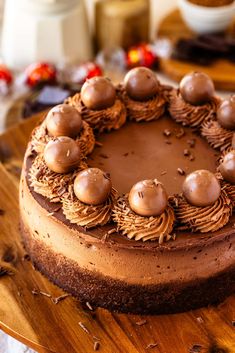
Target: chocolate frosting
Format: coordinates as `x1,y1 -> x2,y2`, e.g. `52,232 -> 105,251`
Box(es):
29,153 -> 87,202
66,94 -> 126,133
120,85 -> 166,122
31,120 -> 95,157
169,89 -> 218,128
216,172 -> 235,209
201,119 -> 233,151
62,188 -> 117,229
112,195 -> 175,243
170,190 -> 232,233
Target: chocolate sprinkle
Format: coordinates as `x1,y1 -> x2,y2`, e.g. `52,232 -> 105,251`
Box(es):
187,139 -> 196,148
189,344 -> 202,353
177,168 -> 185,175
0,209 -> 5,216
99,153 -> 109,159
52,293 -> 70,304
86,301 -> 93,311
135,319 -> 147,326
78,322 -> 90,335
146,343 -> 158,349
184,149 -> 190,156
232,320 -> 235,326
165,140 -> 172,145
175,128 -> 185,139
163,129 -> 171,137
93,341 -> 100,351
0,266 -> 14,277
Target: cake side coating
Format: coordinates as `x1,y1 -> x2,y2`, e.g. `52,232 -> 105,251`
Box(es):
20,163 -> 235,313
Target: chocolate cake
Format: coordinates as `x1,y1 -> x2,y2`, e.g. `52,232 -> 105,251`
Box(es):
19,68 -> 235,314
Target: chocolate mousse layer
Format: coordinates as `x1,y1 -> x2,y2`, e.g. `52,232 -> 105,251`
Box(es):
20,116 -> 235,314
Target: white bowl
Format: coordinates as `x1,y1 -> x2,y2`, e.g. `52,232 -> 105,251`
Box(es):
178,0 -> 235,34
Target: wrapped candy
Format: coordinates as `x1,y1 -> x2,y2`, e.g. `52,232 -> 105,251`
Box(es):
68,62 -> 102,84
126,43 -> 158,69
0,64 -> 13,95
25,62 -> 57,88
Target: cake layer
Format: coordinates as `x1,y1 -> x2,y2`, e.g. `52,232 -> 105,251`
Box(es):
20,171 -> 235,287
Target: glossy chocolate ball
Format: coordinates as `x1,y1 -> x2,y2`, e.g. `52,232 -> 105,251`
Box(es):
74,168 -> 112,205
217,96 -> 235,130
46,104 -> 82,138
219,151 -> 235,184
179,72 -> 215,106
124,67 -> 159,101
182,170 -> 221,207
128,179 -> 168,217
44,136 -> 81,174
81,77 -> 116,110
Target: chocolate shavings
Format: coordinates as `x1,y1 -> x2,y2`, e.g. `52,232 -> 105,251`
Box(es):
189,344 -> 202,353
146,343 -> 158,349
0,266 -> 14,277
177,168 -> 185,176
135,319 -> 147,326
93,341 -> 100,351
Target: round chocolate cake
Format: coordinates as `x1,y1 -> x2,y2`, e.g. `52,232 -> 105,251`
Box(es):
20,68 -> 235,314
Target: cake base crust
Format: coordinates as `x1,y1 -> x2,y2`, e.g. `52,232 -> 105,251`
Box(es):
20,219 -> 235,315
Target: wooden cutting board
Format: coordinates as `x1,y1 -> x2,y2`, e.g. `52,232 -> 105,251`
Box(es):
0,114 -> 235,353
158,9 -> 235,91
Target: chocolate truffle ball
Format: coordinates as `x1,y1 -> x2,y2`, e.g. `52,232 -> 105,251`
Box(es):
179,72 -> 215,106
217,96 -> 235,130
44,136 -> 81,174
46,104 -> 82,138
124,67 -> 159,101
219,151 -> 235,184
74,168 -> 112,205
81,77 -> 116,110
182,170 -> 221,207
128,179 -> 168,217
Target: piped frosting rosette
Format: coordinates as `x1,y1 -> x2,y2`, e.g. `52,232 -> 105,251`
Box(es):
118,67 -> 166,122
29,137 -> 87,202
66,77 -> 126,133
30,104 -> 95,156
62,168 -> 117,228
201,96 -> 235,151
168,72 -> 219,128
112,179 -> 175,243
168,89 -> 219,128
170,170 -> 232,233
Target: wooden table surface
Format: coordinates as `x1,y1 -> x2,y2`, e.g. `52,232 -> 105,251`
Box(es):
158,9 -> 235,91
0,114 -> 235,353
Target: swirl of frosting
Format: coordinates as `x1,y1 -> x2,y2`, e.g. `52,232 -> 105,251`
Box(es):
215,171 -> 235,209
168,89 -> 219,128
112,195 -> 175,243
119,85 -> 166,122
66,93 -> 126,133
170,190 -> 232,233
29,154 -> 87,202
201,120 -> 233,151
62,188 -> 117,229
31,120 -> 95,156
